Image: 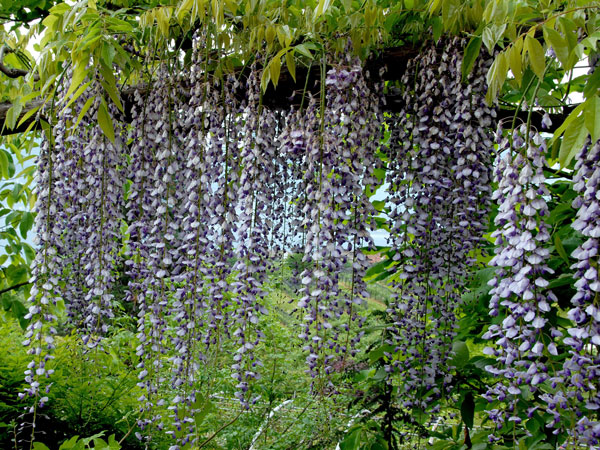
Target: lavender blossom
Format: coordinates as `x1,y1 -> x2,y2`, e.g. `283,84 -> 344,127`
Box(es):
483,125 -> 559,430
386,38 -> 495,410
294,50 -> 383,382
559,140 -> 600,447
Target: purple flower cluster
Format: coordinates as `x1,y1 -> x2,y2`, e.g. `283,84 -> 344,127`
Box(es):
125,66 -> 181,433
22,71 -> 126,436
483,125 -> 559,429
560,140 -> 600,446
386,38 -> 495,409
21,132 -> 59,408
25,35 -> 397,446
230,63 -> 279,407
293,53 -> 383,382
164,65 -> 245,446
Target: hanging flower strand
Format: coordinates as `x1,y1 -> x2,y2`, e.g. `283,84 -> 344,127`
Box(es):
386,38 -> 495,410
483,125 -> 559,430
323,56 -> 383,360
127,64 -> 185,437
230,62 -> 276,407
561,139 -> 600,447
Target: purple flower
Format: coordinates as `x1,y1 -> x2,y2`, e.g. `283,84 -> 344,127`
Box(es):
386,38 -> 495,410
484,124 -> 560,431
560,139 -> 600,446
292,49 -> 383,381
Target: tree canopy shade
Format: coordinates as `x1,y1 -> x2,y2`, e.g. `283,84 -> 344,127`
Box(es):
1,1 -> 600,450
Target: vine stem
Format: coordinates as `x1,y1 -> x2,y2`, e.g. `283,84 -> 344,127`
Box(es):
0,281 -> 30,295
510,74 -> 537,132
197,411 -> 242,449
525,65 -> 549,147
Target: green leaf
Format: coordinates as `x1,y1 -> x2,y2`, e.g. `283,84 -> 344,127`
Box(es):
10,298 -> 28,328
32,443 -> 51,450
100,79 -> 124,113
294,43 -> 313,59
585,96 -> 600,143
450,341 -> 469,368
551,100 -> 587,145
10,183 -> 22,204
5,264 -> 28,284
525,35 -> 545,80
65,63 -> 89,101
192,397 -> 214,427
559,114 -> 588,168
285,50 -> 296,82
584,66 -> 600,98
101,41 -> 116,67
42,13 -> 59,30
371,200 -> 385,212
508,37 -> 524,85
93,437 -> 108,449
107,434 -> 120,450
482,23 -> 506,53
365,259 -> 390,280
315,0 -> 333,19
462,36 -> 482,82
155,7 -> 171,37
98,62 -> 123,112
73,96 -> 95,129
0,150 -> 9,179
270,56 -> 281,87
543,26 -> 569,68
431,16 -> 442,42
5,102 -> 23,130
554,234 -> 569,263
63,80 -> 92,111
19,212 -> 34,238
558,17 -> 578,69
558,16 -> 578,57
265,26 -> 275,49
23,243 -> 34,263
486,51 -> 508,103
81,431 -> 106,445
368,344 -> 394,364
260,65 -> 271,92
460,392 -> 475,430
429,0 -> 442,14
483,0 -> 507,23
17,105 -> 41,128
58,435 -> 81,449
97,98 -> 115,143
340,426 -> 361,450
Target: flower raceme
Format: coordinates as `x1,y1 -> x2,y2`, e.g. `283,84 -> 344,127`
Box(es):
386,38 -> 495,410
483,125 -> 559,429
21,34 -> 600,449
23,38 -> 386,445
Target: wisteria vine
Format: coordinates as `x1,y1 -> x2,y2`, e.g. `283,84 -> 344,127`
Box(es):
19,33 -> 600,449
386,38 -> 495,410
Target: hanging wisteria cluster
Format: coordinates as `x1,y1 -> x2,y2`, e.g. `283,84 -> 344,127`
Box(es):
22,70 -> 127,407
291,52 -> 384,383
386,38 -> 495,409
20,30 -> 600,448
482,125 -> 559,429
482,110 -> 600,446
22,34 -> 385,446
558,139 -> 600,446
